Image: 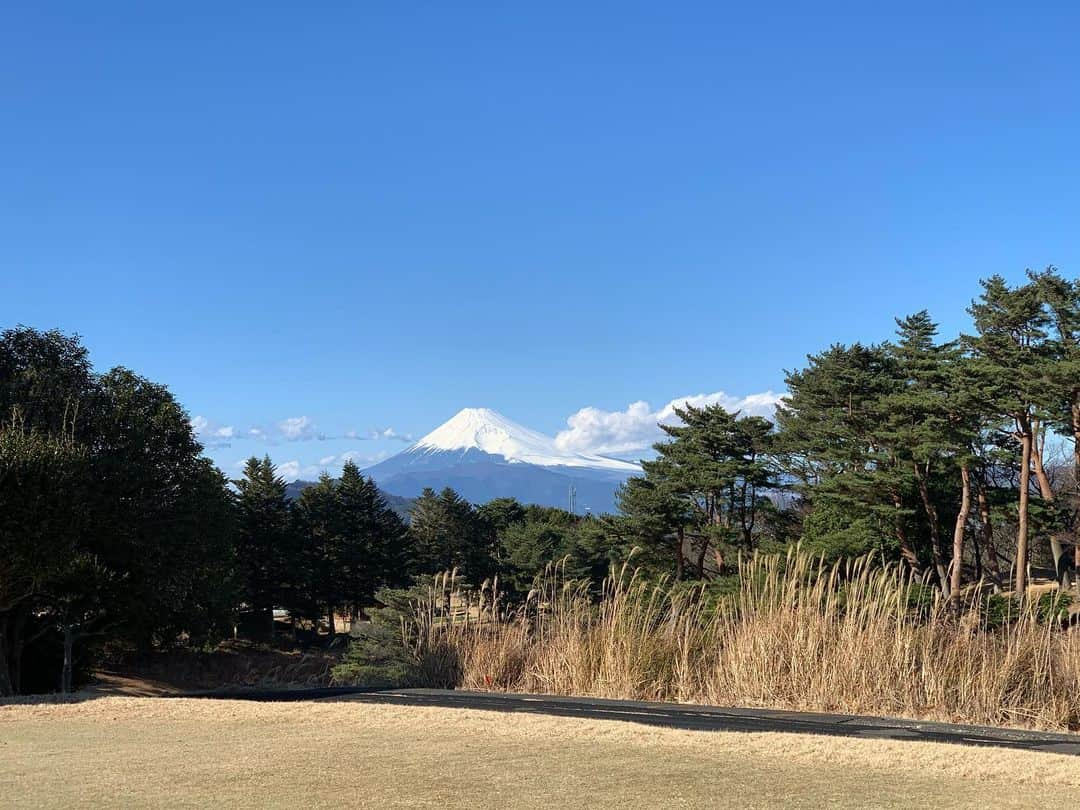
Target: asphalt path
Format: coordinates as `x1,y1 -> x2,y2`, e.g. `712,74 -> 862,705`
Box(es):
186,686 -> 1080,756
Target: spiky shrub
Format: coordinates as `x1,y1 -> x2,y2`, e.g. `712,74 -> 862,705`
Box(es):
409,549 -> 1080,730
331,586 -> 425,688
333,573 -> 510,689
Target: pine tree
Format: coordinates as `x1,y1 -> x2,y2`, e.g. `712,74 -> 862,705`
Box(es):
408,487 -> 493,581
234,456 -> 295,636
946,354 -> 990,606
335,462 -> 407,619
476,498 -> 527,575
1029,267 -> 1080,584
776,344 -> 918,571
614,475 -> 692,578
637,403 -> 780,577
883,311 -> 987,598
965,276 -> 1052,596
294,473 -> 340,636
884,312 -> 960,592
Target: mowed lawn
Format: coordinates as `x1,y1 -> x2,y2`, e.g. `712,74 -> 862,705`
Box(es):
1,698 -> 1078,809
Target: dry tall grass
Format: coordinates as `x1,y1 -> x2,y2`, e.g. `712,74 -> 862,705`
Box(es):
409,550 -> 1080,730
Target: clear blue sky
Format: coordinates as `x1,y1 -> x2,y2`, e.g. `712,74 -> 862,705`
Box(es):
4,3 -> 1079,478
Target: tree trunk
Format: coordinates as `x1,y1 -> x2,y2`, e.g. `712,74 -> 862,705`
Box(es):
977,482 -> 1002,590
950,464 -> 971,612
971,514 -> 983,581
1016,429 -> 1033,597
10,605 -> 26,696
1073,400 -> 1080,579
696,538 -> 709,579
61,624 -> 74,694
747,479 -> 759,548
913,462 -> 949,594
0,606 -> 29,696
739,479 -> 755,548
0,615 -> 14,697
892,492 -> 921,576
675,527 -> 685,580
326,605 -> 336,641
1030,425 -> 1067,584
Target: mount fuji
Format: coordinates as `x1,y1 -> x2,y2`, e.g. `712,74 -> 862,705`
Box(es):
364,408 -> 641,514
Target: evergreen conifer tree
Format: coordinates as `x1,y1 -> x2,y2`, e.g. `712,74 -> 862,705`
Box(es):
234,456 -> 295,636
965,276 -> 1052,595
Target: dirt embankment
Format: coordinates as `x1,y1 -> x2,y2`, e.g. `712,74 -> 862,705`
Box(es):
92,640 -> 339,696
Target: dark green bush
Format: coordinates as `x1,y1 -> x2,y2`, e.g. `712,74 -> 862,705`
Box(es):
331,585 -> 425,688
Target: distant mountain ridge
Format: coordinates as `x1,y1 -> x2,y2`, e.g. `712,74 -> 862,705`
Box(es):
363,408 -> 641,514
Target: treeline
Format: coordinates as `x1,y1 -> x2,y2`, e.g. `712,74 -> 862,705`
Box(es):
233,467 -> 614,640
614,268 -> 1080,606
0,325 -> 615,695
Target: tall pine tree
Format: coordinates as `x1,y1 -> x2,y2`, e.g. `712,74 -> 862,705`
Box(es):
776,344 -> 916,570
965,276 -> 1052,595
234,456 -> 295,637
335,462 -> 408,619
408,487 -> 494,581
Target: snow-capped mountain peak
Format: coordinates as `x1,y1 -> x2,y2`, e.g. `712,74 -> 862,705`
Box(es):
365,407 -> 641,512
409,407 -> 639,473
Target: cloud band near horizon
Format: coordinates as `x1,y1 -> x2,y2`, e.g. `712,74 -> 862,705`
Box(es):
193,389 -> 782,480
553,390 -> 782,458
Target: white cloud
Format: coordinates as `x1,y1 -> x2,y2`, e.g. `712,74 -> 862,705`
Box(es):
190,415 -> 235,448
656,391 -> 781,422
278,416 -> 317,441
371,427 -> 412,442
197,415 -> 408,448
236,419 -> 326,443
344,427 -> 413,442
554,391 -> 782,458
275,459 -> 304,481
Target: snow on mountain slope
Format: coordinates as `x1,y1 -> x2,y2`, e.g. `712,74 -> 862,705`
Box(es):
408,407 -> 640,473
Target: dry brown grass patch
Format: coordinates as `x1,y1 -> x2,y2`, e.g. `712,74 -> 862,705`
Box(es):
1,697 -> 1077,809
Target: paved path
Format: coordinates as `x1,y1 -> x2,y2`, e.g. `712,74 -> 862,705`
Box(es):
189,686 -> 1080,756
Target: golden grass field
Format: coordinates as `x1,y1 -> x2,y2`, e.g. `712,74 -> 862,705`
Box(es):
411,554 -> 1080,731
1,696 -> 1078,809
